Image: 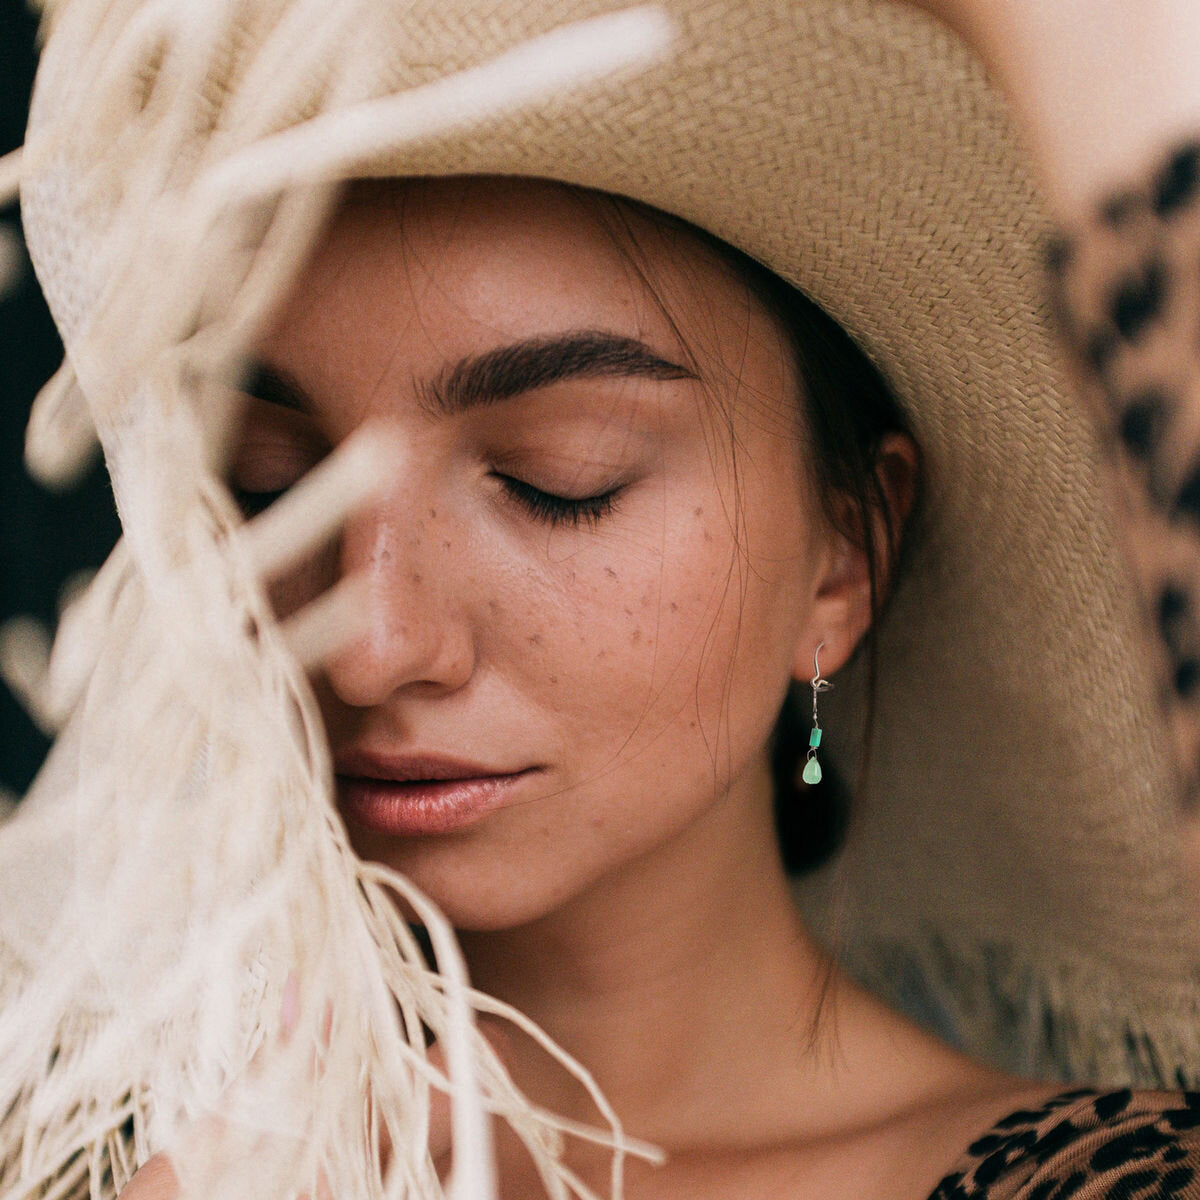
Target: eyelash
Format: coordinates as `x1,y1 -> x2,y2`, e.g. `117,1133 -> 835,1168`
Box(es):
231,477 -> 621,527
497,475 -> 620,527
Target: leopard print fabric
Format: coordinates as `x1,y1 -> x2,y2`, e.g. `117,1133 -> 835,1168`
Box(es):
929,1090 -> 1200,1198
1047,143 -> 1200,813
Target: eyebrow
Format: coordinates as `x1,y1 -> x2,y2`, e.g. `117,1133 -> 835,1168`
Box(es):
240,331 -> 696,417
422,331 -> 697,416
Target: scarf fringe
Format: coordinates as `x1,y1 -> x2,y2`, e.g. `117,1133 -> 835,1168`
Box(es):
1,2 -> 677,1195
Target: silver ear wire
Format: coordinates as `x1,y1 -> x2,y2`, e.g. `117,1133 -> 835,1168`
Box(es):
802,642 -> 833,785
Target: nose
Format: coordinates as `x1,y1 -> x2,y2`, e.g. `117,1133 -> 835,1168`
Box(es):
323,499 -> 476,708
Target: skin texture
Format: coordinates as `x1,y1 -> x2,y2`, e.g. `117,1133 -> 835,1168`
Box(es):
116,177 -> 1058,1200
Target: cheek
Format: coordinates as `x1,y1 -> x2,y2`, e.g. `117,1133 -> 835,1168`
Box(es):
533,485 -> 809,791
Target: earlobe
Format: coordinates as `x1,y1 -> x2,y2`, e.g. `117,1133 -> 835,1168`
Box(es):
789,602 -> 870,689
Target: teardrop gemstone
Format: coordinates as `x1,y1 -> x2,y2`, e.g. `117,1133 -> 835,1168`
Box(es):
802,757 -> 822,785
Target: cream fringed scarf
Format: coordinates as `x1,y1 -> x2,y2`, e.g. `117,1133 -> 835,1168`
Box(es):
0,2 -> 670,1197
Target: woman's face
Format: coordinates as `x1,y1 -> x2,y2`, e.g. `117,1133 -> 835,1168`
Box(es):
237,177 -> 863,929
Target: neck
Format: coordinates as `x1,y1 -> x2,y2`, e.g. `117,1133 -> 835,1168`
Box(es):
458,761 -> 838,1145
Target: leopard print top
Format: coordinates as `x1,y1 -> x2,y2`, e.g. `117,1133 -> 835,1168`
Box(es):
1047,140 -> 1200,813
928,1090 -> 1200,1198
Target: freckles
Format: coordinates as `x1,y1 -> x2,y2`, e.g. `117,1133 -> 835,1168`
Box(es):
527,633 -> 543,646
604,566 -> 618,580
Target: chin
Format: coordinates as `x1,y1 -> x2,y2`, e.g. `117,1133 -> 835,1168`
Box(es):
344,823 -> 586,933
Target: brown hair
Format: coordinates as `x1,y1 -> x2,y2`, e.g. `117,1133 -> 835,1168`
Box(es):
724,249 -> 918,871
574,186 -> 919,872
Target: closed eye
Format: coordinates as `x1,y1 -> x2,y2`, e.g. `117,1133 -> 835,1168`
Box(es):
495,474 -> 621,528
226,389 -> 329,518
231,485 -> 290,517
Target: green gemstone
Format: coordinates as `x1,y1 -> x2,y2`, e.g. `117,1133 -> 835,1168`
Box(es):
809,726 -> 823,749
802,757 -> 823,785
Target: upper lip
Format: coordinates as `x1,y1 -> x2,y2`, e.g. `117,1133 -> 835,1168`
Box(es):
334,749 -> 527,782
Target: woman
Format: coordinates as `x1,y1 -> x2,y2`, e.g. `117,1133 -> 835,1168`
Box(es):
5,0 -> 1200,1197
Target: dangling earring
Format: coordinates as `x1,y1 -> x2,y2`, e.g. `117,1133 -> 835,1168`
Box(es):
801,642 -> 832,785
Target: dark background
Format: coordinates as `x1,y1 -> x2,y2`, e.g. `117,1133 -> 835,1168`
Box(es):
1,0 -> 121,797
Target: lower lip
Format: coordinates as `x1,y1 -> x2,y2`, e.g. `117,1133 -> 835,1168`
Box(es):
337,771 -> 532,836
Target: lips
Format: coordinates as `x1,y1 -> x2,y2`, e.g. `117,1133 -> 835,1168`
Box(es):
334,751 -> 535,837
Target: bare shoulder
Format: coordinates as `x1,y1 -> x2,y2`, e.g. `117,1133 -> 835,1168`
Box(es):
824,1074 -> 1066,1200
768,985 -> 1072,1199
803,987 -> 1200,1199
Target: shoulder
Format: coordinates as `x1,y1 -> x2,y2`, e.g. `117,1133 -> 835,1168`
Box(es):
929,1088 -> 1200,1199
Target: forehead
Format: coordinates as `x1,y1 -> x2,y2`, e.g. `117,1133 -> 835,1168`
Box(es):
335,174 -> 719,290
261,175 -> 797,427
297,178 -> 764,345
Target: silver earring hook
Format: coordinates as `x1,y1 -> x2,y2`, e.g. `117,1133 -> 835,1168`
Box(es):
810,642 -> 833,728
811,641 -> 833,694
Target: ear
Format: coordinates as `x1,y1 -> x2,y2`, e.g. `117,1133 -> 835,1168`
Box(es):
791,432 -> 920,682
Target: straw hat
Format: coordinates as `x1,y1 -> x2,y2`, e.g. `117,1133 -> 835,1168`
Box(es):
14,0 -> 1200,1093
